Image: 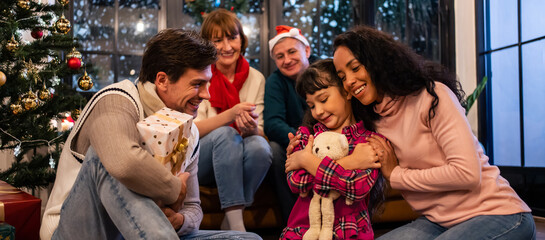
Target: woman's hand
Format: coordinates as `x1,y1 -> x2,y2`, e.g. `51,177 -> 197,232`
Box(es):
236,111 -> 259,137
285,135 -> 319,175
367,135 -> 398,181
337,143 -> 381,170
230,102 -> 257,121
286,132 -> 302,158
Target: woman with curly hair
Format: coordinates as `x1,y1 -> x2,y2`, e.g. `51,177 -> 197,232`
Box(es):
331,25 -> 536,239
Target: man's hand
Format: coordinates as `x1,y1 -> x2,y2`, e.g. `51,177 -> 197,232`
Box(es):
161,207 -> 185,231
169,172 -> 190,212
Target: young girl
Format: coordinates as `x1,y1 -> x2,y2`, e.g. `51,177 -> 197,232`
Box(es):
282,59 -> 385,240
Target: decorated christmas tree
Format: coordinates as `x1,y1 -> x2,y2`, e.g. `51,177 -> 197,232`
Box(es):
0,0 -> 90,190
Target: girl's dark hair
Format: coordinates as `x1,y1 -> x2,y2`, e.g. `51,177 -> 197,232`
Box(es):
295,59 -> 386,217
333,25 -> 466,123
139,29 -> 216,84
295,59 -> 377,133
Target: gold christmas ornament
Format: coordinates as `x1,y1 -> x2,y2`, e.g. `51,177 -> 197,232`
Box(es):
21,90 -> 39,110
77,71 -> 93,91
57,0 -> 70,6
6,36 -> 19,52
71,108 -> 81,121
66,47 -> 82,60
10,102 -> 23,115
0,71 -> 6,87
55,15 -> 71,34
38,85 -> 51,100
17,0 -> 31,10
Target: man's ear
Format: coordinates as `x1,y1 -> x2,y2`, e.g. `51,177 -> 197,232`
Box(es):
154,72 -> 168,92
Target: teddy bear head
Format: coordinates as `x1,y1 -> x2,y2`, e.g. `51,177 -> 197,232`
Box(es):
312,131 -> 349,160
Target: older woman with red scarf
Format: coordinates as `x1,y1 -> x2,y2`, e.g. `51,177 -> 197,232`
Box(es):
195,9 -> 272,232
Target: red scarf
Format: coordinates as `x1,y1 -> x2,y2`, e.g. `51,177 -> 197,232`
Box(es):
209,56 -> 250,129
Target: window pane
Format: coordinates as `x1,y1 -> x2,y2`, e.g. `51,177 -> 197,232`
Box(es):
282,0 -> 318,55
486,0 -> 518,50
375,0 -> 440,62
74,0 -> 115,51
490,47 -> 521,166
317,0 -> 353,58
73,54 -> 114,91
522,39 -> 545,167
248,58 -> 260,71
240,14 -> 261,60
119,55 -> 142,82
521,0 -> 545,42
118,1 -> 160,54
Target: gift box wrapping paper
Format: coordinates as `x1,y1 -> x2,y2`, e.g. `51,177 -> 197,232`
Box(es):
137,107 -> 193,175
0,181 -> 41,240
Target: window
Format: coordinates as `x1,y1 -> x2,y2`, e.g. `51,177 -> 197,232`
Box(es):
372,0 -> 454,70
476,0 -> 545,216
72,0 -> 164,92
477,0 -> 545,167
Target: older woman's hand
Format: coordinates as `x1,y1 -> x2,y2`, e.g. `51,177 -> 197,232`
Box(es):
236,111 -> 259,137
367,135 -> 398,181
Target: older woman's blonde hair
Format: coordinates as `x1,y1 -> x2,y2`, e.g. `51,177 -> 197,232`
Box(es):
200,8 -> 248,55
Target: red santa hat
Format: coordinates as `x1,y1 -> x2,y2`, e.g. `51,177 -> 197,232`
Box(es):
268,25 -> 310,55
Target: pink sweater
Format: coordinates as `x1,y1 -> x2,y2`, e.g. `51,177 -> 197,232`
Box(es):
374,82 -> 530,228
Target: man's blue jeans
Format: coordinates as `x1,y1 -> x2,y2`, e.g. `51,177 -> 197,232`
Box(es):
377,213 -> 536,240
198,126 -> 272,209
53,147 -> 262,240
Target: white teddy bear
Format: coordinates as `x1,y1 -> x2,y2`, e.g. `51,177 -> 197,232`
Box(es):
302,131 -> 352,240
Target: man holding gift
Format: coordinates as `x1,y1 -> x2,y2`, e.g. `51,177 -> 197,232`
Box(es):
41,29 -> 261,240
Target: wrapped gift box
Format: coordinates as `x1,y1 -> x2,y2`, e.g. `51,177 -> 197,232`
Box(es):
0,181 -> 41,240
137,107 -> 193,175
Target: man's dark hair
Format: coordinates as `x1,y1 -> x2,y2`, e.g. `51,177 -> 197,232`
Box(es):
139,29 -> 217,83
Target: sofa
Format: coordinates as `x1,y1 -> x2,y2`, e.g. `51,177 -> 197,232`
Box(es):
199,180 -> 419,230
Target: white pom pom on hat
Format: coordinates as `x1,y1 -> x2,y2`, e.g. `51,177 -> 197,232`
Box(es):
268,25 -> 310,55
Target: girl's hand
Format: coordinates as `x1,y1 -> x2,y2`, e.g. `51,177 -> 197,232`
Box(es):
286,132 -> 301,158
338,143 -> 381,170
285,135 -> 317,173
367,135 -> 398,181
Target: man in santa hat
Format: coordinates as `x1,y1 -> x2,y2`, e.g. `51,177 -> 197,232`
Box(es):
264,25 -> 317,224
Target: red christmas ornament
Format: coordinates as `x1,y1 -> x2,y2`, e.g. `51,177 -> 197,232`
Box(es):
31,27 -> 43,39
67,57 -> 82,70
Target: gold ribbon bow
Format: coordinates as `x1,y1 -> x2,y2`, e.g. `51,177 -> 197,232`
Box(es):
152,112 -> 189,174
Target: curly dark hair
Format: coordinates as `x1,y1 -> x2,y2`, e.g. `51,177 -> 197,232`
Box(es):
333,25 -> 466,124
295,59 -> 386,217
139,29 -> 217,84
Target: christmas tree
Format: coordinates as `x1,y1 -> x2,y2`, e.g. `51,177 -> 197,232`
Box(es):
0,0 -> 89,190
